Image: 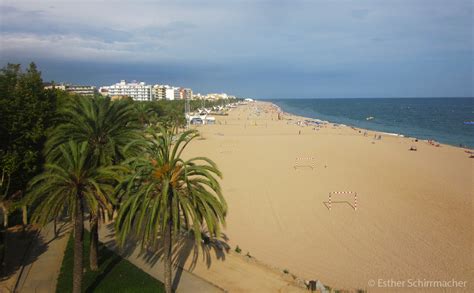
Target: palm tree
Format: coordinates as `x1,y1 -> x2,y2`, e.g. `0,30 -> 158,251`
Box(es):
26,141 -> 123,293
46,96 -> 141,270
135,101 -> 157,127
46,96 -> 141,164
115,128 -> 227,293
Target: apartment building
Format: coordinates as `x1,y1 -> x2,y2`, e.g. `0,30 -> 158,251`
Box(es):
164,87 -> 180,100
152,85 -> 167,100
44,83 -> 96,96
101,80 -> 153,101
179,88 -> 193,100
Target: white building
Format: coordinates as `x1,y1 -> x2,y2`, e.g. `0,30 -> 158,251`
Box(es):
165,87 -> 175,100
44,83 -> 96,96
102,80 -> 153,101
204,93 -> 231,100
165,86 -> 180,100
66,85 -> 96,96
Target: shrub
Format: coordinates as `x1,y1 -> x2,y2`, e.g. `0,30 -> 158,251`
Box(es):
235,245 -> 241,253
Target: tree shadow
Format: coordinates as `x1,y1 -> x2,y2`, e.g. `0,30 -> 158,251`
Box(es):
85,246 -> 122,293
45,221 -> 69,245
0,225 -> 48,284
102,222 -> 230,291
171,230 -> 230,290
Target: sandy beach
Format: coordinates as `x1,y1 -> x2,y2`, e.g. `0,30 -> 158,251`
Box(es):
181,101 -> 473,292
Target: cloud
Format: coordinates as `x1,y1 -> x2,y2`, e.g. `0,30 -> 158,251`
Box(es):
1,1 -> 471,63
0,33 -> 141,61
0,0 -> 472,97
0,4 -> 44,18
351,9 -> 370,19
140,21 -> 197,40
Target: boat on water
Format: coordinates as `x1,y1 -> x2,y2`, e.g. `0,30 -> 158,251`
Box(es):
366,116 -> 374,121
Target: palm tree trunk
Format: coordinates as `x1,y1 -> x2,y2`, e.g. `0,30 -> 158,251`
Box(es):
22,205 -> 27,225
89,213 -> 99,271
164,219 -> 172,293
73,196 -> 84,293
2,207 -> 7,228
54,217 -> 57,237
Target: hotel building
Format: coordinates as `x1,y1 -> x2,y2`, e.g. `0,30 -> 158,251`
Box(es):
101,80 -> 153,101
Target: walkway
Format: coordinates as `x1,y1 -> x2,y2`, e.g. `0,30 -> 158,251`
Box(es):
10,219 -> 301,293
9,220 -> 221,293
15,222 -> 70,293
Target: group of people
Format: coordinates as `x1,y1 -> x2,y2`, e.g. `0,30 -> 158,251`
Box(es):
360,130 -> 381,140
427,140 -> 440,147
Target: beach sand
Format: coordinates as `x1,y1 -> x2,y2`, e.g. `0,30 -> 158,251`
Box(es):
181,101 -> 473,292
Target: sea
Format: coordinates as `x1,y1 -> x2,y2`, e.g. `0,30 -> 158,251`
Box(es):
270,98 -> 474,148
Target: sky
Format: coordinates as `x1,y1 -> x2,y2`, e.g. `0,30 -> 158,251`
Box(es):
0,0 -> 473,99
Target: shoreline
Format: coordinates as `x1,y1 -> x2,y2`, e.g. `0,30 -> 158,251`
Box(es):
267,100 -> 473,152
267,99 -> 474,150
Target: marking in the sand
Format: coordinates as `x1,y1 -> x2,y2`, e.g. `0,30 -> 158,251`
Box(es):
219,143 -> 236,154
294,157 -> 315,169
328,191 -> 357,211
265,192 -> 283,232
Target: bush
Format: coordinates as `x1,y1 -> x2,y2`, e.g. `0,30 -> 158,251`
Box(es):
234,245 -> 241,253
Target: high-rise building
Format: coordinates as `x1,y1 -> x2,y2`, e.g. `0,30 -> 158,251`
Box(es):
101,80 -> 153,101
164,86 -> 180,100
179,88 -> 193,100
152,85 -> 167,100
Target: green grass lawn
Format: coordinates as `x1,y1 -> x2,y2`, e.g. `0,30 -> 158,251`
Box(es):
56,231 -> 164,293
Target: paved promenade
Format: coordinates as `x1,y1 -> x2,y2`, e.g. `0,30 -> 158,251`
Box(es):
13,221 -> 222,293
15,222 -> 70,293
6,219 -> 302,293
